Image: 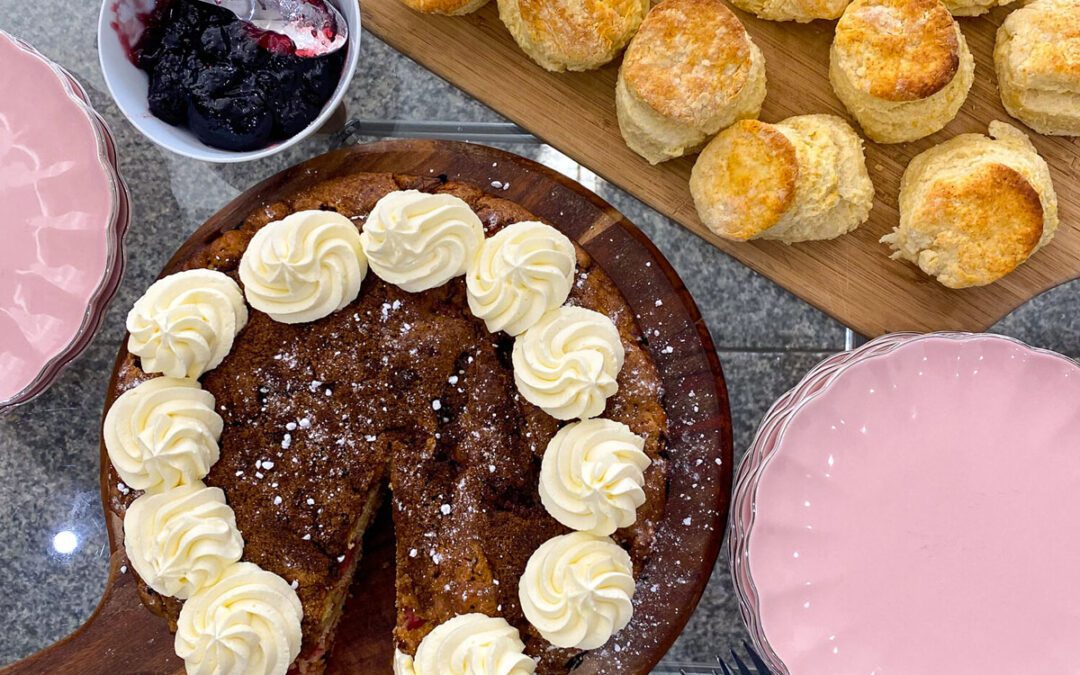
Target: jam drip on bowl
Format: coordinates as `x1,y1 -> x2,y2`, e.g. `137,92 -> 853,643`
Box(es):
133,0 -> 345,152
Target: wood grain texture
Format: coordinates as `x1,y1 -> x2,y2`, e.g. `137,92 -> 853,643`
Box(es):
2,140 -> 732,675
362,0 -> 1080,336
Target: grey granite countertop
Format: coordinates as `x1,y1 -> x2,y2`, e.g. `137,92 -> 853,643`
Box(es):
1,1 -> 1078,670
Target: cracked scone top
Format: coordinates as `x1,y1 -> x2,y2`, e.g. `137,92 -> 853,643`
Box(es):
883,121 -> 1059,289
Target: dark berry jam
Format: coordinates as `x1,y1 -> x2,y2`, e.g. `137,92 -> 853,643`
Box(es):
134,0 -> 345,152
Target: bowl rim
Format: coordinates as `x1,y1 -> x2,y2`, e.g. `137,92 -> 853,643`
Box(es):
96,0 -> 362,163
0,31 -> 131,414
730,331 -> 1080,673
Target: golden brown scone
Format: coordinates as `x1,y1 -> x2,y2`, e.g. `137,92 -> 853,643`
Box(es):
690,114 -> 874,244
730,0 -> 849,22
882,122 -> 1059,288
942,0 -> 1016,16
830,0 -> 974,143
498,0 -> 649,72
995,0 -> 1080,136
399,0 -> 490,14
616,0 -> 766,164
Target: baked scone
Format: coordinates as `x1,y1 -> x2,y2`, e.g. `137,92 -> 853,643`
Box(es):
995,0 -> 1080,136
498,0 -> 649,72
942,0 -> 1015,16
882,121 -> 1059,288
730,0 -> 848,22
830,0 -> 975,144
689,114 -> 874,243
616,0 -> 766,164
399,0 -> 490,14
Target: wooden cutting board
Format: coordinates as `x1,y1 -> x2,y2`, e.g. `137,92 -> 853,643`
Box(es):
362,0 -> 1080,337
1,140 -> 732,675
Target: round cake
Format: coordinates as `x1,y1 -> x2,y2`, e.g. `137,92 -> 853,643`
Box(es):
103,168 -> 671,674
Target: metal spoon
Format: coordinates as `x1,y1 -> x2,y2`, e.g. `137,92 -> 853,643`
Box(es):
194,0 -> 348,57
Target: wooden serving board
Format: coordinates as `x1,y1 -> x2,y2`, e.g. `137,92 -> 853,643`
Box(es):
1,140 -> 732,675
363,0 -> 1080,337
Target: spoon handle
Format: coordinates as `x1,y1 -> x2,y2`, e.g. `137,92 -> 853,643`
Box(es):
191,0 -> 257,20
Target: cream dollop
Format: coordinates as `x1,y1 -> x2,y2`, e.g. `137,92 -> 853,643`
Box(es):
402,614 -> 536,675
361,190 -> 485,293
466,221 -> 576,336
393,649 -> 417,675
539,419 -> 650,536
104,377 -> 223,492
518,532 -> 635,650
124,482 -> 244,599
176,562 -> 303,675
127,269 -> 248,379
239,210 -> 367,324
512,306 -> 625,420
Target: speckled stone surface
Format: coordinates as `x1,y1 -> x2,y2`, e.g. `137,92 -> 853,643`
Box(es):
1,1 -> 1078,671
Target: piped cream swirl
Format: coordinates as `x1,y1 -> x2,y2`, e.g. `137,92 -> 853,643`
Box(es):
361,190 -> 485,293
239,210 -> 367,324
175,562 -> 303,675
124,482 -> 244,599
104,377 -> 222,492
466,221 -> 576,336
539,419 -> 650,535
398,614 -> 536,675
512,306 -> 625,420
518,532 -> 635,650
127,269 -> 248,379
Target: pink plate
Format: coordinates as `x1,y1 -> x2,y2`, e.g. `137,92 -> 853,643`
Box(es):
0,32 -> 129,411
735,333 -> 1080,674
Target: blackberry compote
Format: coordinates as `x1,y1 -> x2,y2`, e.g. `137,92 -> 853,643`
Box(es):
134,0 -> 345,152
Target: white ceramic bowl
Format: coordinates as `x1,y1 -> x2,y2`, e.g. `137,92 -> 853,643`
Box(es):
98,0 -> 361,163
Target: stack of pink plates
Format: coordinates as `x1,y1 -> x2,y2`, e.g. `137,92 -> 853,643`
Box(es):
0,31 -> 129,412
731,332 -> 1080,673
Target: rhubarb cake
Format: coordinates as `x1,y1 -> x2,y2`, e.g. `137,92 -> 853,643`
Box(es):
103,169 -> 669,674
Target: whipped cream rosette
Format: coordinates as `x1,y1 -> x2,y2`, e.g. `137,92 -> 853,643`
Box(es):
124,482 -> 244,599
176,562 -> 303,675
539,419 -> 650,535
240,210 -> 368,324
519,532 -> 635,649
466,220 -> 576,336
512,306 -> 625,420
361,190 -> 485,293
393,614 -> 536,675
126,269 -> 248,379
104,376 -> 223,492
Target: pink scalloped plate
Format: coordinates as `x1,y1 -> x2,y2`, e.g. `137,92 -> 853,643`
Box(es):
736,333 -> 1080,674
0,32 -> 129,411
